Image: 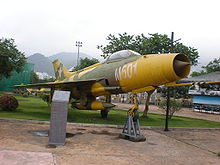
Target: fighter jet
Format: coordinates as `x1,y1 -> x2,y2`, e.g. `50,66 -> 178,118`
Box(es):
15,50 -> 191,116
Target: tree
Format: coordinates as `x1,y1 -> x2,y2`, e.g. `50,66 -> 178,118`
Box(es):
142,90 -> 155,118
97,33 -> 199,65
73,57 -> 99,71
97,33 -> 135,59
190,70 -> 207,77
159,99 -> 182,119
31,71 -> 55,83
190,58 -> 220,77
98,32 -> 199,117
31,71 -> 39,83
202,58 -> 220,73
0,38 -> 26,80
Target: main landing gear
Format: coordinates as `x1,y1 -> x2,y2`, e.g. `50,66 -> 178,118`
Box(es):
119,95 -> 146,142
100,95 -> 111,119
101,109 -> 109,119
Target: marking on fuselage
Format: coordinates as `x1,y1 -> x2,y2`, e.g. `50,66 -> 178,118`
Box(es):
115,62 -> 137,81
58,64 -> 63,79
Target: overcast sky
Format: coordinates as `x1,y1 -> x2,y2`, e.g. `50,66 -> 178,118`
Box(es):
0,0 -> 219,65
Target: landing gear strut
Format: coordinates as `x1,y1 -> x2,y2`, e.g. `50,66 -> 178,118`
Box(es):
119,94 -> 146,142
100,95 -> 111,119
101,110 -> 109,119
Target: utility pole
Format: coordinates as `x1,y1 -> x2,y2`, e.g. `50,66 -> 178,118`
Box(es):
75,41 -> 83,66
164,85 -> 170,131
164,32 -> 174,131
164,32 -> 181,131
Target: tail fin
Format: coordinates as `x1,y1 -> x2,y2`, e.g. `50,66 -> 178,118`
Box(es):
53,60 -> 73,81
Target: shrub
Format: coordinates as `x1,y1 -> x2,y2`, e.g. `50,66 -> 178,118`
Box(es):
39,93 -> 50,106
0,95 -> 19,111
22,92 -> 29,98
159,99 -> 182,119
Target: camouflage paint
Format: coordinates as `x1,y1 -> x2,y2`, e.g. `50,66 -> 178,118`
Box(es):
48,54 -> 190,97
15,52 -> 190,110
117,53 -> 190,92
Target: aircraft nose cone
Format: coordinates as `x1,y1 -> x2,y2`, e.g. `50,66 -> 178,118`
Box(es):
173,59 -> 191,78
174,60 -> 190,70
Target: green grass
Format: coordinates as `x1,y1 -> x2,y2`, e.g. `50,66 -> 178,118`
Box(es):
0,95 -> 51,121
0,94 -> 220,128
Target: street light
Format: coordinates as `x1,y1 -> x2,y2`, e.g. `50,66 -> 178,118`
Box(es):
75,41 -> 83,66
164,32 -> 181,131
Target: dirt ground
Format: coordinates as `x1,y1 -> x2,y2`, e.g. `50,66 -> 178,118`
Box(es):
0,119 -> 220,165
115,103 -> 220,122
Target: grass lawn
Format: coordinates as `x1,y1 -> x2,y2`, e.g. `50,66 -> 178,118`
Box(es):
0,94 -> 220,128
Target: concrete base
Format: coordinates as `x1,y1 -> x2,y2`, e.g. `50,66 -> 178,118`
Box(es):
119,133 -> 146,142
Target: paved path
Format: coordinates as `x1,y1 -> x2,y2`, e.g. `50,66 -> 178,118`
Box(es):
0,119 -> 220,165
114,103 -> 220,122
0,150 -> 56,165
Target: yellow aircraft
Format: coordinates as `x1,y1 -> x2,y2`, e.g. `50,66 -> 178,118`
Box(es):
15,50 -> 191,117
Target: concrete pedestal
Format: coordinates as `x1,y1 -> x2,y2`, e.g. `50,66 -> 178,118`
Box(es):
48,90 -> 70,145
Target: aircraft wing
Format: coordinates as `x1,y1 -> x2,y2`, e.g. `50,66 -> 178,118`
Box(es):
13,78 -> 104,89
165,80 -> 220,87
130,80 -> 220,94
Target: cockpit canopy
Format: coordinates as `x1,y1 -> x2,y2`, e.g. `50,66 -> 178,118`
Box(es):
105,50 -> 141,62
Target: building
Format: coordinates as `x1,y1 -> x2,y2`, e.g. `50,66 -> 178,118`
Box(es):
181,72 -> 220,114
35,72 -> 52,80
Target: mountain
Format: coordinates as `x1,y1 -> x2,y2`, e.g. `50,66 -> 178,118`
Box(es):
48,52 -> 93,69
27,52 -> 94,76
27,53 -> 54,76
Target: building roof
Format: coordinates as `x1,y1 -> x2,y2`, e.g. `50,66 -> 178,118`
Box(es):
180,71 -> 220,82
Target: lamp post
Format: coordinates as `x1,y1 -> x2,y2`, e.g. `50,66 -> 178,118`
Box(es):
75,41 -> 83,66
164,32 -> 181,131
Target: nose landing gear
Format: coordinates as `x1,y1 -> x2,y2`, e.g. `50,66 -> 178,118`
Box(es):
119,95 -> 146,142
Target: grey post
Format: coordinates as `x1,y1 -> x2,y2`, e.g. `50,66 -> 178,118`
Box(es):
48,90 -> 70,145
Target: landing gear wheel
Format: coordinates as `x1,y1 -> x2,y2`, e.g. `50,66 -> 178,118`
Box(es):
101,110 -> 109,119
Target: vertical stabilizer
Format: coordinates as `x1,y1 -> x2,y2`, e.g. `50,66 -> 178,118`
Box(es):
53,60 -> 72,81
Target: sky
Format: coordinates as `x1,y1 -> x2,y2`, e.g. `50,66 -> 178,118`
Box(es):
0,0 -> 219,66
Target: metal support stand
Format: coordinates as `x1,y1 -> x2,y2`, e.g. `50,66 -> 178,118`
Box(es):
119,94 -> 146,142
119,110 -> 146,142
